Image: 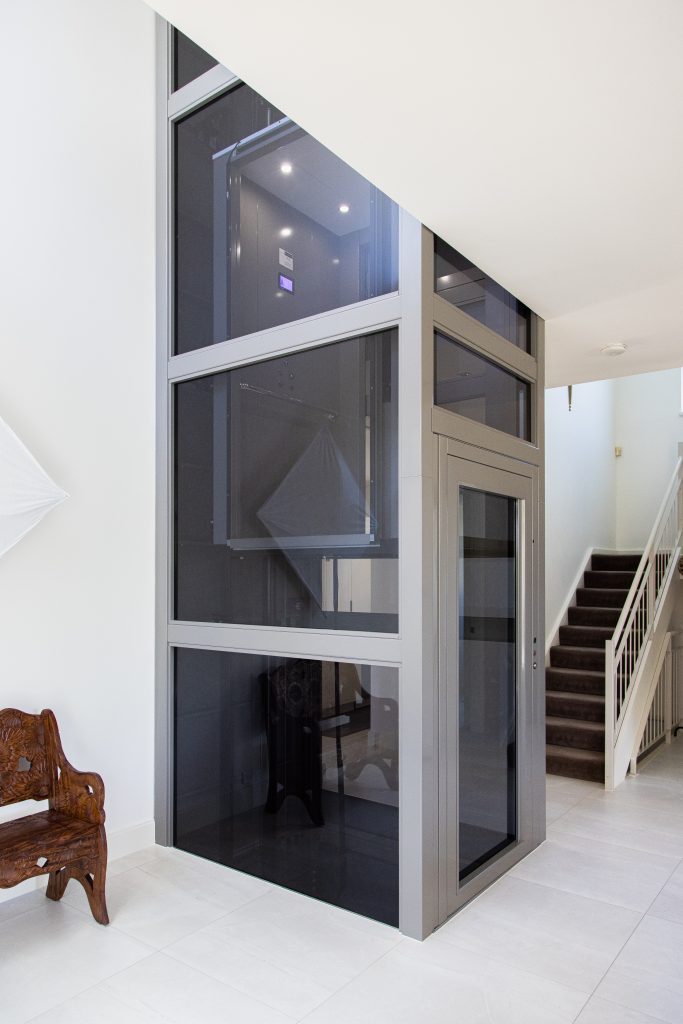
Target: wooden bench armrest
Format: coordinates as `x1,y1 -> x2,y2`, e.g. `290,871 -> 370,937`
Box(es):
43,710 -> 106,826
52,764 -> 106,825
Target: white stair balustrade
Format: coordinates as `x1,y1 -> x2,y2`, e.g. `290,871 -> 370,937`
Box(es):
605,457 -> 683,789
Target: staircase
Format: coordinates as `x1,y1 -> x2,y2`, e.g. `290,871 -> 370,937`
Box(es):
546,553 -> 641,782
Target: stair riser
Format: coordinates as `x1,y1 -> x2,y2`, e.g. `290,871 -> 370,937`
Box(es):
576,587 -> 628,608
550,647 -> 605,671
559,626 -> 612,649
568,607 -> 620,627
545,668 -> 604,695
547,752 -> 604,783
591,554 -> 641,572
546,722 -> 604,751
546,693 -> 605,722
584,570 -> 635,589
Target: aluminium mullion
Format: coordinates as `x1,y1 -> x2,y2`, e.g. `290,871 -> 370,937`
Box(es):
168,623 -> 402,666
155,16 -> 173,846
396,217 -> 439,940
168,65 -> 241,121
167,293 -> 403,383
432,406 -> 542,467
433,293 -> 537,384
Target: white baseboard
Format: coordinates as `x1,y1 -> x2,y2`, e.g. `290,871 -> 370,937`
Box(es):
107,819 -> 156,862
0,818 -> 155,906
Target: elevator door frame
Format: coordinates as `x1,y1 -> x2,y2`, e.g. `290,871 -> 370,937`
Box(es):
438,435 -> 538,923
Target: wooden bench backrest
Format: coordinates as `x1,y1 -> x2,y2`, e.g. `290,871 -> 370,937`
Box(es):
0,708 -> 52,807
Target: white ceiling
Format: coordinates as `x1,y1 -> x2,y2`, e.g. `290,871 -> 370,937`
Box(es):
146,0 -> 683,386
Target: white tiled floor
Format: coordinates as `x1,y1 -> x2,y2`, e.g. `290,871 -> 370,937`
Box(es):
2,741 -> 683,1023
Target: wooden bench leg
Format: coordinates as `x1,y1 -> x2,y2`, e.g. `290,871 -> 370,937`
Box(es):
76,861 -> 109,925
45,829 -> 109,925
46,866 -> 69,903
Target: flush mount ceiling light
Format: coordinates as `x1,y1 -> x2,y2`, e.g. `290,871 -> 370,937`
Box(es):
339,203 -> 350,214
601,342 -> 628,356
280,227 -> 293,238
280,161 -> 292,175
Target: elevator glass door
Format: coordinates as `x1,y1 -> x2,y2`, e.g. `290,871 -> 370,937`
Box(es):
440,448 -> 534,918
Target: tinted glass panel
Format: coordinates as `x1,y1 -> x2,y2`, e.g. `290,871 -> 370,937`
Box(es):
434,331 -> 531,440
459,488 -> 517,880
175,330 -> 399,630
174,84 -> 399,355
173,29 -> 218,91
435,236 -> 531,352
175,649 -> 399,925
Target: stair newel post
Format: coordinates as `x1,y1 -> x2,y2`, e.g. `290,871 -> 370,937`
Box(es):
604,639 -> 615,791
665,638 -> 673,745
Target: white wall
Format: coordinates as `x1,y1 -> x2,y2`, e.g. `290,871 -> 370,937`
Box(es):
615,368 -> 683,549
0,0 -> 156,863
545,380 -> 617,644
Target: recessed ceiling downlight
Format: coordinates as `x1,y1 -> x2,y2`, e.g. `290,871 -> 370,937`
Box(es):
280,161 -> 293,175
601,343 -> 627,356
339,203 -> 350,214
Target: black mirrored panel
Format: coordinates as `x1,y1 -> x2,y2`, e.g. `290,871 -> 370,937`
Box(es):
174,84 -> 399,355
434,236 -> 531,352
174,649 -> 399,925
434,331 -> 531,441
458,487 -> 517,881
175,330 -> 399,630
173,29 -> 218,92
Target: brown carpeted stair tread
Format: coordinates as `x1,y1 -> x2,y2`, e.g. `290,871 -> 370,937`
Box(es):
584,569 -> 636,589
558,624 -> 614,648
568,606 -> 620,627
591,553 -> 641,572
576,587 -> 630,608
546,716 -> 605,751
546,690 -> 605,722
546,744 -> 604,783
550,645 -> 605,671
546,667 -> 604,695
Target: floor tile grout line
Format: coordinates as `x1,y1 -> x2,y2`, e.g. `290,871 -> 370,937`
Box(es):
294,938 -> 406,1023
507,866 -> 661,916
428,930 -> 608,1005
135,860 -> 278,937
159,912 -> 402,1024
18,948 -> 161,1024
574,990 -> 675,1024
566,746 -> 683,1023
548,819 -> 683,864
144,946 -> 301,1022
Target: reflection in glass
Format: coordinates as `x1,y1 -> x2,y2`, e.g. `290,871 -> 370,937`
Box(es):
458,488 -> 517,881
174,84 -> 399,355
434,235 -> 531,352
172,28 -> 218,92
174,649 -> 399,925
174,330 -> 398,631
434,331 -> 531,441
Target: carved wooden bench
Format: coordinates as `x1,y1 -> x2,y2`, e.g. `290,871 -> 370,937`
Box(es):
0,708 -> 108,924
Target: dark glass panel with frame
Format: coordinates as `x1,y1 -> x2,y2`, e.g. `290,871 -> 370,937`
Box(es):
174,83 -> 399,355
174,649 -> 399,925
458,487 -> 517,880
434,235 -> 532,352
172,28 -> 218,92
434,331 -> 531,441
174,329 -> 399,631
